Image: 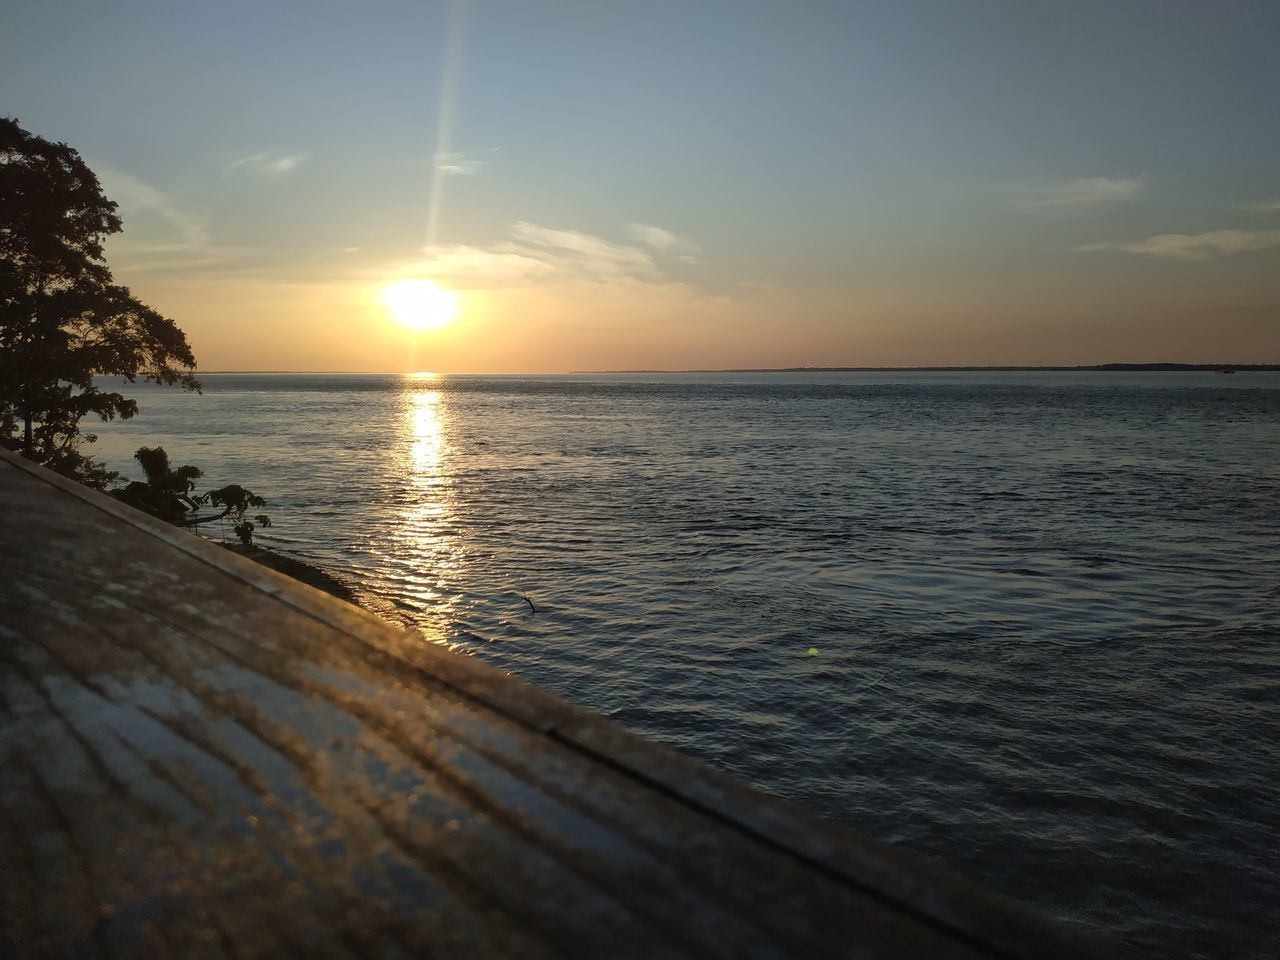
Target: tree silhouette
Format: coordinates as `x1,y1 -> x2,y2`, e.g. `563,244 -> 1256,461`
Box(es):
0,117 -> 199,486
113,446 -> 270,545
113,445 -> 204,524
1,120 -> 273,546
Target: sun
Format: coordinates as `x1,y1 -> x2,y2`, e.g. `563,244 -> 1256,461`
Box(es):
380,278 -> 459,332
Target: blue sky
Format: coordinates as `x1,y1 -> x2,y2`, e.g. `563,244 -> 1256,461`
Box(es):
4,1 -> 1278,370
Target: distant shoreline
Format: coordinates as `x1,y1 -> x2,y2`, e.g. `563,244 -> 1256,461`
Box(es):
573,363 -> 1280,374
194,363 -> 1280,375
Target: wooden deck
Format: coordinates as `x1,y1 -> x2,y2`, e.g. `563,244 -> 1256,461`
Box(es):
0,448 -> 1099,959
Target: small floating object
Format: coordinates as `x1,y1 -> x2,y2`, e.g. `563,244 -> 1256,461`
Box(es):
808,647 -> 819,657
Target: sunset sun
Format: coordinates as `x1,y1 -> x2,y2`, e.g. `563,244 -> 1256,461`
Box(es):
380,278 -> 458,332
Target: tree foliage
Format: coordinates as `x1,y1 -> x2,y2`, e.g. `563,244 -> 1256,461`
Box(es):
113,446 -> 270,545
0,117 -> 199,486
202,484 -> 272,547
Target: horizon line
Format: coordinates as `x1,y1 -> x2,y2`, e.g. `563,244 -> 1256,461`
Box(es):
189,362 -> 1280,375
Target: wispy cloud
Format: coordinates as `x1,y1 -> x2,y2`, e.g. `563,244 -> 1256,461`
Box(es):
1079,229 -> 1280,260
398,221 -> 712,299
1018,176 -> 1145,208
227,149 -> 307,176
95,163 -> 266,274
1254,199 -> 1280,212
95,163 -> 209,254
628,223 -> 701,261
509,221 -> 655,276
435,147 -> 497,176
409,243 -> 554,284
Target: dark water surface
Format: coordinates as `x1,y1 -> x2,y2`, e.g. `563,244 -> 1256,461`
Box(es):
94,371 -> 1280,957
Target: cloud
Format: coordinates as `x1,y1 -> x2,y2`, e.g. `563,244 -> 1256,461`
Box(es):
508,221 -> 655,275
1018,176 -> 1144,208
94,163 -> 209,254
628,223 -> 701,261
1079,229 -> 1280,259
1254,199 -> 1280,212
94,163 -> 261,274
435,147 -> 497,176
227,150 -> 307,175
400,221 -> 713,302
409,244 -> 554,284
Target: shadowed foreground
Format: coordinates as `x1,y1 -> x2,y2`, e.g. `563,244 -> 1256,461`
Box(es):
0,448 -> 1098,959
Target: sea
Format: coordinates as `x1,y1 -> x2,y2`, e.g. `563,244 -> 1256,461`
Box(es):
91,370 -> 1280,958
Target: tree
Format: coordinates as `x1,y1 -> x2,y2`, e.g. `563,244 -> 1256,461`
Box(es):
0,117 -> 199,487
205,485 -> 272,547
112,445 -> 204,524
113,446 -> 270,545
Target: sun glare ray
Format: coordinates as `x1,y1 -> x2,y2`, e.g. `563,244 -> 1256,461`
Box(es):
424,0 -> 469,248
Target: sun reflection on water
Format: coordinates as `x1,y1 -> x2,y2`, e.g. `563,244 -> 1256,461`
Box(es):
408,389 -> 445,479
393,376 -> 461,646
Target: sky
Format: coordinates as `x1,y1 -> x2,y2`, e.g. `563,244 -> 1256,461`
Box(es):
4,0 -> 1279,371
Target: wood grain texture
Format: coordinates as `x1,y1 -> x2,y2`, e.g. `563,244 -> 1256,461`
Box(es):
0,449 -> 1102,959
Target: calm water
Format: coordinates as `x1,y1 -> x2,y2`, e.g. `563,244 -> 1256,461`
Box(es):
94,371 -> 1280,958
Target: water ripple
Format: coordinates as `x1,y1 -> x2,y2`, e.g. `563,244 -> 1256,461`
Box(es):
94,371 -> 1280,958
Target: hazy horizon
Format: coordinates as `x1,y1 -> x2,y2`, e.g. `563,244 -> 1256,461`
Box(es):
6,1 -> 1279,372
182,363 -> 1278,376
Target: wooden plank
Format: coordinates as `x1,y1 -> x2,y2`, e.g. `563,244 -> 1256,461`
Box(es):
0,449 -> 1103,958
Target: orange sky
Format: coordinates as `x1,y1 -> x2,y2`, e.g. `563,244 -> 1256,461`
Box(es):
127,263 -> 1279,373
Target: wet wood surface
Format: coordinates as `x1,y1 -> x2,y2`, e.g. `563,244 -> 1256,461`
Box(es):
0,449 -> 1098,958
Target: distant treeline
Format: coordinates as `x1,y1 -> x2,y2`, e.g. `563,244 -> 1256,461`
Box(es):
585,363 -> 1280,373
1088,363 -> 1280,371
